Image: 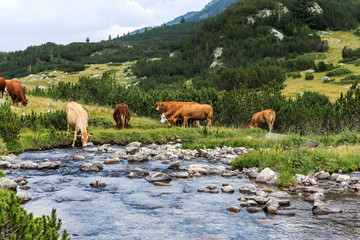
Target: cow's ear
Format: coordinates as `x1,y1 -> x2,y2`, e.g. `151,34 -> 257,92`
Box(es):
87,133 -> 92,137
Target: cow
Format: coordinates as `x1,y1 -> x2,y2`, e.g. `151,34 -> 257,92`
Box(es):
5,80 -> 11,89
113,103 -> 130,129
168,104 -> 213,129
7,82 -> 29,106
156,101 -> 199,126
248,109 -> 276,132
0,77 -> 5,98
66,102 -> 90,147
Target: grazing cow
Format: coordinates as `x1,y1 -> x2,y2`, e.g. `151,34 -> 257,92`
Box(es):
66,102 -> 90,147
113,103 -> 130,129
168,104 -> 213,129
5,80 -> 11,89
0,77 -> 5,98
156,101 -> 198,113
7,82 -> 29,106
248,109 -> 276,132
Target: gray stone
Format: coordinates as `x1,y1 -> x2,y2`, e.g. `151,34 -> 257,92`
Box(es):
239,184 -> 257,194
104,158 -> 121,164
276,210 -> 295,216
0,177 -> 17,191
126,142 -> 142,154
242,167 -> 259,178
145,172 -> 172,183
307,139 -> 323,148
17,192 -> 32,203
336,174 -> 351,183
269,191 -> 291,199
245,196 -> 269,205
168,161 -> 182,170
38,162 -> 61,170
315,170 -> 330,180
255,167 -> 277,185
98,144 -> 111,152
127,153 -> 148,163
221,185 -> 234,193
169,172 -> 189,178
0,161 -> 11,169
80,162 -> 103,172
153,182 -> 172,186
20,161 -> 38,169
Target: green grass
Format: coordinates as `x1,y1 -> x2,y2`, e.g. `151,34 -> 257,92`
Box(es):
231,145 -> 360,187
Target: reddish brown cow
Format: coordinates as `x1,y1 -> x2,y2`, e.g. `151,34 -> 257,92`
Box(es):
168,104 -> 213,129
7,82 -> 29,106
5,80 -> 11,89
113,103 -> 131,129
248,109 -> 276,132
0,77 -> 5,98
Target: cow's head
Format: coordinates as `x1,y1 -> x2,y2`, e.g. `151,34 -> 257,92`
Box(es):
81,132 -> 91,147
22,99 -> 29,106
160,113 -> 168,123
156,101 -> 167,112
155,101 -> 162,111
168,116 -> 179,127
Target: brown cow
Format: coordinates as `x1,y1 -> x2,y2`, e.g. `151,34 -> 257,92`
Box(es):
168,104 -> 213,129
113,103 -> 130,129
5,80 -> 11,89
66,102 -> 90,147
0,77 -> 5,98
7,82 -> 29,106
156,101 -> 198,112
248,109 -> 276,132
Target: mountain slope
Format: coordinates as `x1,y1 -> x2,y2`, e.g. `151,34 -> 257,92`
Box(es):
166,0 -> 238,26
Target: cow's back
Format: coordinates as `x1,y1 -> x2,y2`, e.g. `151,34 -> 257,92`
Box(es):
175,104 -> 212,118
0,77 -> 5,92
66,102 -> 88,129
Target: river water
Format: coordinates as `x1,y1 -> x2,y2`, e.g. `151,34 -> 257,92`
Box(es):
6,146 -> 360,240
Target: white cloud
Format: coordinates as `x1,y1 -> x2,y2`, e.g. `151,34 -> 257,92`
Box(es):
0,0 -> 210,52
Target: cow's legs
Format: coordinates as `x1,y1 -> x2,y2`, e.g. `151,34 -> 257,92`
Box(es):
72,129 -> 77,147
183,117 -> 188,128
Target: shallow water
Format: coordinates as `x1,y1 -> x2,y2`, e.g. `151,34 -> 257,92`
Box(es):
6,146 -> 360,240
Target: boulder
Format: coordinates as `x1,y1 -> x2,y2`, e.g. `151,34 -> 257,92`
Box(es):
125,142 -> 142,154
17,192 -> 32,203
246,207 -> 263,213
239,184 -> 257,194
127,153 -> 148,163
80,162 -> 103,172
145,172 -> 172,183
314,170 -> 330,180
336,174 -> 351,183
0,177 -> 17,191
255,167 -> 277,185
20,161 -> 38,169
38,162 -> 61,170
221,185 -> 235,193
168,161 -> 183,170
0,161 -> 11,169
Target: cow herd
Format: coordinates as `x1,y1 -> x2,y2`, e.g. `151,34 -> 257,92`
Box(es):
0,77 -> 276,147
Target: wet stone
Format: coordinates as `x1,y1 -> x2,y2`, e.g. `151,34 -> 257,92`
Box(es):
145,172 -> 172,183
168,161 -> 182,170
226,206 -> 241,212
276,210 -> 296,216
20,185 -> 31,190
221,185 -> 235,193
104,158 -> 121,164
73,155 -> 86,160
80,162 -> 103,172
90,179 -> 107,187
169,172 -> 189,178
207,185 -> 217,190
153,182 -> 173,186
246,207 -> 263,213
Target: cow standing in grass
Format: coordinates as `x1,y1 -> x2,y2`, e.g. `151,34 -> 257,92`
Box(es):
248,109 -> 276,133
168,104 -> 213,129
113,103 -> 130,129
66,102 -> 90,147
0,77 -> 5,98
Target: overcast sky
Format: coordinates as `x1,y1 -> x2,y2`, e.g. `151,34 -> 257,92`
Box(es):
0,0 -> 210,52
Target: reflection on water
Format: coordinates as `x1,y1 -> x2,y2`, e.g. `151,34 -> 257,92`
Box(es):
4,147 -> 360,240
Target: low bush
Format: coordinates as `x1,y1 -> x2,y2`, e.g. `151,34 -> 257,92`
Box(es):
326,67 -> 353,76
0,103 -> 21,144
0,189 -> 70,239
305,72 -> 314,80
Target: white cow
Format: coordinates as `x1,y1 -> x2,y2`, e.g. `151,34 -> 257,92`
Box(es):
66,102 -> 90,147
